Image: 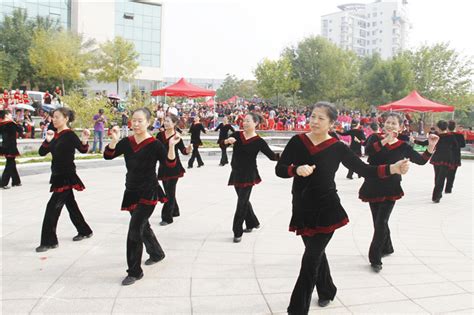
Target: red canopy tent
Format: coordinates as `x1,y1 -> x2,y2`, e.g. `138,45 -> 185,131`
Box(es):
204,98 -> 215,107
223,95 -> 240,104
151,78 -> 216,98
378,90 -> 454,112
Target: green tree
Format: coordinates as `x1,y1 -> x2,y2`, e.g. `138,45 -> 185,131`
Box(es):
0,8 -> 61,88
236,80 -> 257,99
254,56 -> 299,105
29,30 -> 95,94
360,54 -> 414,106
0,51 -> 19,88
216,74 -> 242,101
404,43 -> 473,110
94,36 -> 139,94
62,92 -> 113,129
283,36 -> 359,104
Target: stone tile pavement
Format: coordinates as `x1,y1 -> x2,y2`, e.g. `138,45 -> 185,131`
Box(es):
1,156 -> 472,314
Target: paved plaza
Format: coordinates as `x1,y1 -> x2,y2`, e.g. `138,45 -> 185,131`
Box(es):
1,156 -> 473,314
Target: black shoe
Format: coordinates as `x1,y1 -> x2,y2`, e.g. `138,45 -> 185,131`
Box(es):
382,250 -> 394,257
318,299 -> 331,307
233,236 -> 242,243
121,273 -> 144,286
35,244 -> 58,252
432,198 -> 441,203
12,183 -> 22,187
159,221 -> 170,226
445,190 -> 452,194
187,165 -> 193,169
371,263 -> 383,272
72,232 -> 93,241
145,255 -> 165,266
197,164 -> 204,168
0,186 -> 10,189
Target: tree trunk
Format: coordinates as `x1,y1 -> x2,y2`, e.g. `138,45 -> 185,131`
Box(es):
61,78 -> 65,96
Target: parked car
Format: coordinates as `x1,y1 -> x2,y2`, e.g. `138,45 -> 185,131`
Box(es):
27,91 -> 45,109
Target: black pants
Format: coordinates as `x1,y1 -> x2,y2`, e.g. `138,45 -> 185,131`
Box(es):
219,143 -> 229,165
2,157 -> 21,187
288,233 -> 336,315
232,186 -> 260,237
188,144 -> 203,167
369,201 -> 395,265
127,204 -> 164,277
161,179 -> 180,223
40,190 -> 92,246
433,165 -> 449,201
445,166 -> 458,193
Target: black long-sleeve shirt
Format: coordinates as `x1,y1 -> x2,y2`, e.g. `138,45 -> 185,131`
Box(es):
430,133 -> 457,168
451,132 -> 466,166
228,131 -> 279,187
0,121 -> 21,157
38,129 -> 89,192
156,131 -> 188,181
189,122 -> 206,145
104,136 -> 176,192
360,135 -> 432,202
39,129 -> 88,176
276,134 -> 393,236
104,136 -> 177,210
214,123 -> 235,143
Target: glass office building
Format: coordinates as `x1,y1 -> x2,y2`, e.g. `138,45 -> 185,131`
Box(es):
115,1 -> 162,69
0,0 -> 71,30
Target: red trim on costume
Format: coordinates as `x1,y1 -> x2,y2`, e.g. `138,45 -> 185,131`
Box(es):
298,134 -> 338,155
289,217 -> 349,236
104,147 -> 115,157
128,136 -> 156,153
360,192 -> 404,202
165,158 -> 177,168
159,172 -> 184,181
239,131 -> 260,144
41,141 -> 50,148
54,129 -> 74,139
121,197 -> 169,211
79,143 -> 89,152
430,161 -> 458,169
377,165 -> 389,179
229,178 -> 262,187
51,184 -> 85,193
422,151 -> 431,161
2,153 -> 20,158
0,120 -> 14,127
138,198 -> 159,206
385,140 -> 403,151
288,165 -> 297,177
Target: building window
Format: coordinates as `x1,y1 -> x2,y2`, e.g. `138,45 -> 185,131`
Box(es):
123,13 -> 134,20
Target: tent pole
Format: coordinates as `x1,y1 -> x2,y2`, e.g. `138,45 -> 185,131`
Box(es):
451,111 -> 455,120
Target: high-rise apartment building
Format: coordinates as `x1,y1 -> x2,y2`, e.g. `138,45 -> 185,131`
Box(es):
321,0 -> 410,59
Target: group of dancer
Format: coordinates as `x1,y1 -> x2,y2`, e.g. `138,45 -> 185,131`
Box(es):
0,101 -> 467,314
